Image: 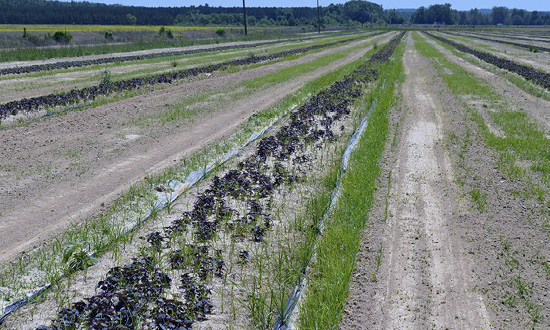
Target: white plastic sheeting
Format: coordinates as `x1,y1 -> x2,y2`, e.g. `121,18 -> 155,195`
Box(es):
0,101 -> 300,325
273,88 -> 382,330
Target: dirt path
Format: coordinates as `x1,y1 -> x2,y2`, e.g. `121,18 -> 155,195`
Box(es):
0,33 -> 395,261
340,33 -> 492,329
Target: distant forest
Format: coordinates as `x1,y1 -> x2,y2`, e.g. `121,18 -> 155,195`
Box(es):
0,0 -> 548,26
0,0 -> 398,27
410,4 -> 550,25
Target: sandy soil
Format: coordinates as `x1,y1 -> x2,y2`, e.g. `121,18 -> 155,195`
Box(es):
0,33 -> 395,262
341,32 -> 550,329
340,33 -> 492,329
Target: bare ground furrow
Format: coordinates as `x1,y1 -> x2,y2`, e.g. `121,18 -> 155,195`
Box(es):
340,33 -> 491,330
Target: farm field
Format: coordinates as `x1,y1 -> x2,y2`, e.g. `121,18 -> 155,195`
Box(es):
0,32 -> 376,104
0,25 -> 333,63
0,25 -> 269,33
0,27 -> 549,329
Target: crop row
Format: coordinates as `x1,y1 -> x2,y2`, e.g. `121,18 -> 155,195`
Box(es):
35,33 -> 404,330
425,32 -> 550,91
0,34 -> 377,123
368,32 -> 404,63
444,31 -> 550,53
0,33 -> 366,76
471,31 -> 550,45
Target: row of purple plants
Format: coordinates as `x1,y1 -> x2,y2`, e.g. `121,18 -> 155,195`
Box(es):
36,33 -> 404,330
444,31 -> 550,53
0,34 -> 381,123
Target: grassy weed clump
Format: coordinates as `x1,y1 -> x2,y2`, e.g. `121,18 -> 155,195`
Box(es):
470,187 -> 488,211
51,31 -> 73,43
98,68 -> 112,85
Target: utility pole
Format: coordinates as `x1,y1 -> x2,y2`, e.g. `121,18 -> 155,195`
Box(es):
243,0 -> 248,36
317,0 -> 321,33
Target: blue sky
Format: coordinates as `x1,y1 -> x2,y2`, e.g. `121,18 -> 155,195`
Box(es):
58,0 -> 549,12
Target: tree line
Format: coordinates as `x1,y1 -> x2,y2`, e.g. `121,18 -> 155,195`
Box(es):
0,0 -> 547,27
411,3 -> 550,25
0,0 -> 396,27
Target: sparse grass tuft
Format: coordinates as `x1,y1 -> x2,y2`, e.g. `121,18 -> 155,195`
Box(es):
470,187 -> 488,211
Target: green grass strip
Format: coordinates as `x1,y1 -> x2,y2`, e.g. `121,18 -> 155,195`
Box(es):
297,41 -> 405,329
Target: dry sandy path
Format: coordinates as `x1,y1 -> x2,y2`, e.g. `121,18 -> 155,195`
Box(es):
0,32 -> 394,261
340,33 -> 492,329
